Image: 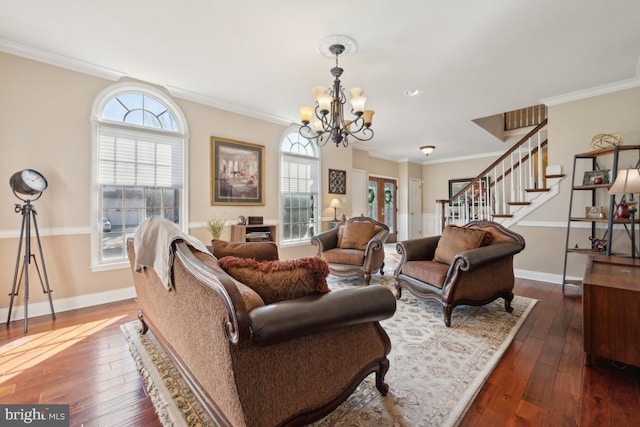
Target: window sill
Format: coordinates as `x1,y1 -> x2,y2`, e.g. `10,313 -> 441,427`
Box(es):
91,260 -> 130,273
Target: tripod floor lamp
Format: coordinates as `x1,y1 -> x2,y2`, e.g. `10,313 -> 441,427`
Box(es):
7,169 -> 56,333
609,166 -> 640,258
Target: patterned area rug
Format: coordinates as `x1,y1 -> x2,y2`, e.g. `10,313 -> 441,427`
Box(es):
121,248 -> 537,427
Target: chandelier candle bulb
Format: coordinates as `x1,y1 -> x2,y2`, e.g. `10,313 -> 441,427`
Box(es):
362,110 -> 375,126
299,106 -> 314,124
317,95 -> 332,114
350,96 -> 366,114
349,87 -> 364,98
312,86 -> 329,101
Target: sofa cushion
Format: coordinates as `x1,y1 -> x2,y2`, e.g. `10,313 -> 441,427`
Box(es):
321,248 -> 366,266
468,226 -> 515,245
211,239 -> 279,261
339,221 -> 375,250
194,250 -> 265,310
217,256 -> 330,304
433,225 -> 490,264
401,260 -> 449,288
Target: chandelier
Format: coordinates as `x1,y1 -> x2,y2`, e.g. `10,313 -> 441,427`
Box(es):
298,35 -> 374,148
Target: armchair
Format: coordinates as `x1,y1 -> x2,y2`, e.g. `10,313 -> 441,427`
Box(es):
394,220 -> 525,327
311,216 -> 389,286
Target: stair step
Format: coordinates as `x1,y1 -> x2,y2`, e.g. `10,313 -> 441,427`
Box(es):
508,201 -> 531,206
492,214 -> 514,218
546,174 -> 565,179
524,188 -> 550,193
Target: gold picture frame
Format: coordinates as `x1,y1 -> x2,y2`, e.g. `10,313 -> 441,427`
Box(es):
211,136 -> 265,206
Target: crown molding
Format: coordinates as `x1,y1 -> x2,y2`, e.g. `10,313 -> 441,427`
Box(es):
165,85 -> 292,127
541,75 -> 640,106
0,38 -> 126,81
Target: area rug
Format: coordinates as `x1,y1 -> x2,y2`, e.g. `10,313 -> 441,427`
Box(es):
121,250 -> 537,427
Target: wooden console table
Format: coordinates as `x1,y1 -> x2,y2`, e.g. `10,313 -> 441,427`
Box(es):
582,255 -> 640,367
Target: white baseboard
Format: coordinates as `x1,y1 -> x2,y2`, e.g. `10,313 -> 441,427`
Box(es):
1,286 -> 136,323
515,269 -> 581,285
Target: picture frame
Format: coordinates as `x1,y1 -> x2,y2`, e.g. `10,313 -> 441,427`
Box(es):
582,169 -> 609,186
211,136 -> 265,206
329,169 -> 347,194
448,177 -> 490,206
585,206 -> 606,219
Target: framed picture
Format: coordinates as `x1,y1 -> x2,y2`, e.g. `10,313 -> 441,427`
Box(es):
448,177 -> 490,205
211,136 -> 265,206
582,169 -> 609,186
329,169 -> 347,194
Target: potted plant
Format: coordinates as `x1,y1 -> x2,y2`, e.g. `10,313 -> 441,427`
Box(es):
207,212 -> 227,240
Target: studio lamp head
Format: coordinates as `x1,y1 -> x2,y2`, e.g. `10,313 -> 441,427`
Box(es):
10,169 -> 48,202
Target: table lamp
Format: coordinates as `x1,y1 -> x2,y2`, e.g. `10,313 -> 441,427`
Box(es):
609,167 -> 640,258
329,198 -> 341,221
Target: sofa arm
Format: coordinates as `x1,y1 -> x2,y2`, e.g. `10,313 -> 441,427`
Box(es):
310,228 -> 339,255
454,242 -> 524,271
396,235 -> 440,262
248,285 -> 396,346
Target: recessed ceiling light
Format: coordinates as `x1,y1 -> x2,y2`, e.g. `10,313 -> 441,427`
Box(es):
405,89 -> 420,97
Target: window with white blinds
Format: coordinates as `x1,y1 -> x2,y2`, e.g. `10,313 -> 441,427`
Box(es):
280,131 -> 319,244
93,88 -> 186,267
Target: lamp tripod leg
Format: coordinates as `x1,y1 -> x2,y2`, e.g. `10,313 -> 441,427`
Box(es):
31,209 -> 55,320
6,208 -> 27,327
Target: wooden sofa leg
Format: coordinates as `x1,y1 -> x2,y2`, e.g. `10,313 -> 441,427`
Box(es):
443,305 -> 453,327
395,282 -> 402,300
504,292 -> 514,313
364,273 -> 371,286
137,310 -> 149,334
380,261 -> 385,276
375,357 -> 390,396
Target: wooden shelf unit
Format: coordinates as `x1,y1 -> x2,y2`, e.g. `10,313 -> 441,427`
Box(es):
230,224 -> 277,243
561,145 -> 640,290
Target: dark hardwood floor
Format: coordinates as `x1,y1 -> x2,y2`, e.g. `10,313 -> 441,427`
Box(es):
1,279 -> 638,426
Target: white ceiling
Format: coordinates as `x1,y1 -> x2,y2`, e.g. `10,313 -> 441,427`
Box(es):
1,0 -> 639,163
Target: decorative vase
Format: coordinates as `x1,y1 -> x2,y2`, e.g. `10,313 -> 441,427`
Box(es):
615,200 -> 630,219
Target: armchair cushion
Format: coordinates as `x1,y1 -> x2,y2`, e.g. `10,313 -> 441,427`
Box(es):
339,220 -> 376,250
218,256 -> 330,304
400,260 -> 449,288
211,239 -> 279,261
321,248 -> 366,266
433,225 -> 490,264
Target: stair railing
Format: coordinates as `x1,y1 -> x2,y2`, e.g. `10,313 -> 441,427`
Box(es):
436,118 -> 548,230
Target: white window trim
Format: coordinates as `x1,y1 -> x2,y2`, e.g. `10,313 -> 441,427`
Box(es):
90,83 -> 189,271
279,126 -> 321,247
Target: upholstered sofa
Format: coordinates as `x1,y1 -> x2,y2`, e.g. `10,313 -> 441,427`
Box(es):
394,220 -> 525,327
127,224 -> 396,426
311,216 -> 389,286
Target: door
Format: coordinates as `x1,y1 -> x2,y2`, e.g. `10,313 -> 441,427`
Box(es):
409,178 -> 422,239
368,177 -> 397,243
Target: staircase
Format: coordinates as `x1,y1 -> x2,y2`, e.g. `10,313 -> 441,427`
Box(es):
435,118 -> 565,230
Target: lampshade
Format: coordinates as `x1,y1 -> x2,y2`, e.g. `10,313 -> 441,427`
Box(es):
420,145 -> 435,156
608,168 -> 640,194
329,198 -> 341,208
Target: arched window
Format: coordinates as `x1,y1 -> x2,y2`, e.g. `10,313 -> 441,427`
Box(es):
91,84 -> 188,269
280,130 -> 319,244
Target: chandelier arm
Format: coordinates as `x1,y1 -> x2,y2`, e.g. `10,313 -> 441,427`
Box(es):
344,127 -> 374,142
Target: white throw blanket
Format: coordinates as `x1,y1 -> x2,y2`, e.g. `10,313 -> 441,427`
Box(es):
134,216 -> 211,290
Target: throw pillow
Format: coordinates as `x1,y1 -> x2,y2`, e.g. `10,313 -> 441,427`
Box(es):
433,225 -> 490,264
340,221 -> 376,250
211,239 -> 279,261
217,256 -> 330,304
